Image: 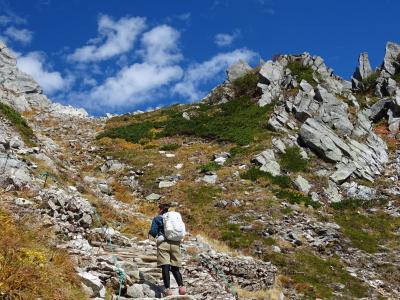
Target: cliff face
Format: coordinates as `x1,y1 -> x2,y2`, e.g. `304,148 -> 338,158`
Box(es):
1,41 -> 400,300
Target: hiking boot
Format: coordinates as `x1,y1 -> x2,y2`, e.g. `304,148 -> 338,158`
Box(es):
179,286 -> 186,295
164,288 -> 173,296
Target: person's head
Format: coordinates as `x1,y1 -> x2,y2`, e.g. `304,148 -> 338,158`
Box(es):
158,203 -> 170,215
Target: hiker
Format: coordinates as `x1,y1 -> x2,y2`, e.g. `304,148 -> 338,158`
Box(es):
149,203 -> 186,296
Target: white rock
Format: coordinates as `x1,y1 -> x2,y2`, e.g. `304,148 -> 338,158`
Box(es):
77,272 -> 104,297
202,174 -> 218,184
14,198 -> 34,206
293,175 -> 311,194
159,180 -> 176,188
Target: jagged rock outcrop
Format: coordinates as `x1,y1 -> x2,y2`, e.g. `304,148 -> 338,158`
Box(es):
382,41 -> 400,76
352,52 -> 373,90
0,41 -> 50,111
299,117 -> 388,181
0,41 -> 89,118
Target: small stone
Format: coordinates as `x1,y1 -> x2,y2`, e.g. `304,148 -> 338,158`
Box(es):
146,193 -> 161,201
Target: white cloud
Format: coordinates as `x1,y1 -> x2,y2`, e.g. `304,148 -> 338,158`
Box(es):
68,15 -> 146,62
0,11 -> 26,26
84,62 -> 183,109
173,48 -> 257,101
214,31 -> 239,47
4,27 -> 33,44
17,52 -> 72,94
79,25 -> 183,111
139,25 -> 182,65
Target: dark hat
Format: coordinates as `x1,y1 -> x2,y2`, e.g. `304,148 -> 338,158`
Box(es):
158,203 -> 170,213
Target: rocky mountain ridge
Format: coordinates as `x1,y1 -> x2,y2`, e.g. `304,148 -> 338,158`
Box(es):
0,40 -> 400,300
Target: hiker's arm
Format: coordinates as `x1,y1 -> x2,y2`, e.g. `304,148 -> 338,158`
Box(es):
149,218 -> 159,238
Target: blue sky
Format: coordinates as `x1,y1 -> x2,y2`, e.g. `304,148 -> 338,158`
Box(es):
0,0 -> 399,115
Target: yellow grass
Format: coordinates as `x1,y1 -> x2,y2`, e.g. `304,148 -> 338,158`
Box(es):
0,209 -> 87,300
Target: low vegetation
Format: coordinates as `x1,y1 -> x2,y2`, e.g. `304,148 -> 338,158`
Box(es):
240,167 -> 291,188
331,197 -> 388,210
199,161 -> 221,173
265,251 -> 368,299
334,210 -> 400,253
99,96 -> 274,146
0,102 -> 36,147
273,189 -> 321,209
287,61 -> 317,86
359,71 -> 379,94
0,209 -> 86,300
159,143 -> 181,151
279,146 -> 308,172
232,72 -> 260,98
97,121 -> 154,144
222,223 -> 275,249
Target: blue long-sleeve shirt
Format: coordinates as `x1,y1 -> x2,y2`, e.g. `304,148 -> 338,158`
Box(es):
149,215 -> 164,238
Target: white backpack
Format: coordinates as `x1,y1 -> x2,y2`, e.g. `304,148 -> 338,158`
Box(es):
162,211 -> 186,242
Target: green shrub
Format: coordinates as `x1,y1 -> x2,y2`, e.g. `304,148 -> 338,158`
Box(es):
393,71 -> 400,83
273,188 -> 321,209
287,61 -> 317,86
360,72 -> 379,93
241,167 -> 291,188
97,121 -> 154,143
232,73 -> 260,98
279,146 -> 308,172
159,143 -> 181,151
0,102 -> 36,147
159,97 -> 274,145
99,97 -> 274,146
199,161 -> 221,173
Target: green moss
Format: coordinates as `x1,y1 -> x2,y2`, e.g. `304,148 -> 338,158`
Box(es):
273,189 -> 321,209
287,61 -> 317,86
334,211 -> 400,253
232,73 -> 260,98
279,146 -> 308,172
159,143 -> 181,151
240,167 -> 291,188
0,102 -> 36,147
199,161 -> 221,173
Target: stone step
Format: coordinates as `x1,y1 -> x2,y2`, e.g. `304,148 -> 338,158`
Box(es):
111,296 -> 195,300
